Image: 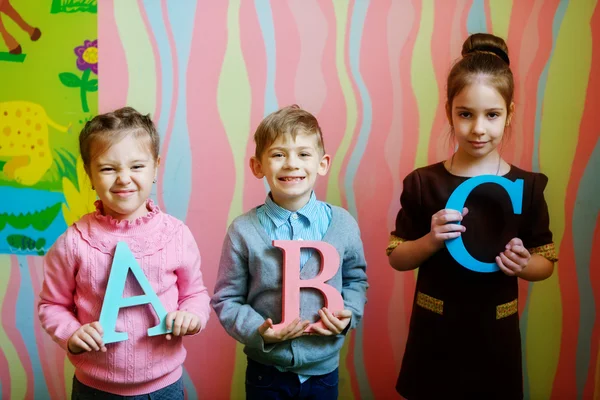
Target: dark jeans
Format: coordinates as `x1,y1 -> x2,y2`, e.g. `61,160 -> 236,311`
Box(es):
71,376 -> 184,400
246,358 -> 339,400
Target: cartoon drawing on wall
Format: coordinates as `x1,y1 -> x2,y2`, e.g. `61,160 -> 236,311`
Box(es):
61,155 -> 96,226
0,0 -> 41,62
0,101 -> 95,255
59,39 -> 98,112
0,101 -> 69,186
0,101 -> 76,254
51,0 -> 97,14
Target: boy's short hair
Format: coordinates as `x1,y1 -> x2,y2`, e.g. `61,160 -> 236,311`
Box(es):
253,105 -> 325,159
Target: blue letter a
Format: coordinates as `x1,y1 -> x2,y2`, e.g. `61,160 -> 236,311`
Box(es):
99,241 -> 171,344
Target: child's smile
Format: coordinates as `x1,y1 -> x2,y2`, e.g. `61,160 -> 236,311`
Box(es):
251,133 -> 330,211
89,134 -> 159,221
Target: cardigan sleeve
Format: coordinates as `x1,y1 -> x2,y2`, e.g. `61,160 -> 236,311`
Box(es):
211,229 -> 276,352
176,225 -> 212,331
340,215 -> 368,330
38,229 -> 83,351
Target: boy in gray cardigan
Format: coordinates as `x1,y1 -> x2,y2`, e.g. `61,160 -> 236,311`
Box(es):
211,105 -> 368,399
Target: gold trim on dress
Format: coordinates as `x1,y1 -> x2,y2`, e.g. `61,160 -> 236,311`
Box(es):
496,299 -> 518,319
416,291 -> 444,315
386,235 -> 406,256
528,243 -> 558,262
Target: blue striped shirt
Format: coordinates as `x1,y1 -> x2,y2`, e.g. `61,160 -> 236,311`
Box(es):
257,192 -> 332,269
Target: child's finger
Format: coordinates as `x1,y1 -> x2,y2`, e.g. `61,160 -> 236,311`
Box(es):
509,237 -> 523,247
319,309 -> 339,333
510,245 -> 529,258
72,336 -> 93,352
310,323 -> 333,336
334,310 -> 352,320
188,318 -> 199,334
78,332 -> 98,351
438,231 -> 462,240
85,326 -> 104,349
321,308 -> 346,332
173,313 -> 185,336
286,320 -> 309,340
500,252 -> 522,270
446,209 -> 464,220
165,311 -> 177,330
257,319 -> 273,336
179,315 -> 192,336
282,319 -> 305,339
165,334 -> 172,340
496,256 -> 515,276
90,321 -> 104,335
439,224 -> 465,233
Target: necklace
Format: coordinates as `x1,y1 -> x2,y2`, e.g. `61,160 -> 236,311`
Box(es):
448,153 -> 501,176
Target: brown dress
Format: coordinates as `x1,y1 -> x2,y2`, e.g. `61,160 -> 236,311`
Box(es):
390,162 -> 557,400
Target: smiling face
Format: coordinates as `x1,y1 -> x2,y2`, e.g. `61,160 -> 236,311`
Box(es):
250,132 -> 330,211
447,80 -> 513,163
88,132 -> 159,221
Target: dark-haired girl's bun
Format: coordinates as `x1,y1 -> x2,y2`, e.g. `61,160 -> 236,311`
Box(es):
462,33 -> 510,66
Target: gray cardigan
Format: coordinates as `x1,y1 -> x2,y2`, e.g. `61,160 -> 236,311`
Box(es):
211,205 -> 368,375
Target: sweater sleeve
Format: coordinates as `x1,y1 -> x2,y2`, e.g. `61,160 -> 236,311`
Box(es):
176,225 -> 211,331
341,216 -> 369,330
211,231 -> 273,352
38,229 -> 82,351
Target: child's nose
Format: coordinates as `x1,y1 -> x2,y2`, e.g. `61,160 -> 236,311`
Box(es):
285,154 -> 300,168
116,172 -> 132,184
473,117 -> 486,135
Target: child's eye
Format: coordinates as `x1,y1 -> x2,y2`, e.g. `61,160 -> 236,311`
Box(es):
488,112 -> 500,119
458,112 -> 471,118
132,165 -> 145,170
271,153 -> 284,158
100,167 -> 114,172
299,153 -> 312,157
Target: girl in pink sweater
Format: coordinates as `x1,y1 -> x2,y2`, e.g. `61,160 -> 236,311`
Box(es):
38,107 -> 211,399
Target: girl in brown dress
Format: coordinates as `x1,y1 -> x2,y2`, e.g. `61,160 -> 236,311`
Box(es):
387,33 -> 558,400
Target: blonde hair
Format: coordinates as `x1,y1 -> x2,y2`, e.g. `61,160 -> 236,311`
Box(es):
79,107 -> 160,173
253,105 -> 325,159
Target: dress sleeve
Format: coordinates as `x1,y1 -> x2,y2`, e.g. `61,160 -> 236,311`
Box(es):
386,170 -> 425,256
520,173 -> 558,262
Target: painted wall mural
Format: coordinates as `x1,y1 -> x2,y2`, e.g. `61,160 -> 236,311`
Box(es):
0,0 -> 97,399
1,1 -> 599,399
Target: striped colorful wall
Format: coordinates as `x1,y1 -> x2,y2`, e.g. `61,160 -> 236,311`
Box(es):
1,0 -> 599,399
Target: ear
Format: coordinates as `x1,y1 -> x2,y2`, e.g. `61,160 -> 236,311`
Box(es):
506,102 -> 515,126
249,156 -> 265,179
154,156 -> 161,180
445,102 -> 453,126
317,153 -> 331,176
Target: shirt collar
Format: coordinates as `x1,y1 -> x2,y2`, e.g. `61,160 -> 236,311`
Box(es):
263,192 -> 319,228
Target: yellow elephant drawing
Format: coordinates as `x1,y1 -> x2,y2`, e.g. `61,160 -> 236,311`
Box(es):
0,101 -> 69,186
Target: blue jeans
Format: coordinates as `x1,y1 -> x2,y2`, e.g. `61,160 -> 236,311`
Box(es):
246,358 -> 339,400
71,376 -> 184,400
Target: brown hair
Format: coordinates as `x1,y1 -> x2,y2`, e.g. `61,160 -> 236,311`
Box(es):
447,33 -> 514,111
79,107 -> 160,173
253,105 -> 325,159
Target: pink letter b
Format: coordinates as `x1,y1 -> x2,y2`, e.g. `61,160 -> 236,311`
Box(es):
271,240 -> 344,333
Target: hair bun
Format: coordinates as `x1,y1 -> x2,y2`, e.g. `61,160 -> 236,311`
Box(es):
462,33 -> 510,66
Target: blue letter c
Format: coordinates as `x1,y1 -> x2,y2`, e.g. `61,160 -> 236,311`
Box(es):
445,175 -> 523,273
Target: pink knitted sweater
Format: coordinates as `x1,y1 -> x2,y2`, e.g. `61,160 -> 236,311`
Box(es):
38,200 -> 211,395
